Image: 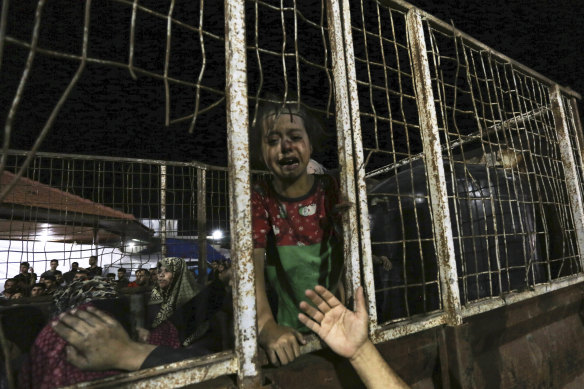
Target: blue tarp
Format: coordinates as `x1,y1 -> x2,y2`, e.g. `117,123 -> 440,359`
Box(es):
165,238 -> 226,262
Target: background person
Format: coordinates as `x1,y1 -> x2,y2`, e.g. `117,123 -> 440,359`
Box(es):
40,259 -> 60,278
63,262 -> 79,284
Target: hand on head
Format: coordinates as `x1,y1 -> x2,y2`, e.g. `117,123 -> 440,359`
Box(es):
298,285 -> 369,360
52,306 -> 155,371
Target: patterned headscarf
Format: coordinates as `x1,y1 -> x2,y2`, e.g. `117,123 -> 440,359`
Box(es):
52,277 -> 118,316
149,257 -> 201,329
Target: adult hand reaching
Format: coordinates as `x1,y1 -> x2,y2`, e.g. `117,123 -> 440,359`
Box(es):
299,285 -> 409,389
298,285 -> 368,359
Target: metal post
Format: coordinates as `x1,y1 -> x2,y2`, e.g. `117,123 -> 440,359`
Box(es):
406,9 -> 462,325
325,0 -> 361,303
339,0 -> 378,328
160,164 -> 167,257
197,168 -> 208,283
570,98 -> 584,162
224,0 -> 260,387
550,86 -> 584,270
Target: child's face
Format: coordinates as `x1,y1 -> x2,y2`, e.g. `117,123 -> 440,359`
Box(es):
261,113 -> 312,182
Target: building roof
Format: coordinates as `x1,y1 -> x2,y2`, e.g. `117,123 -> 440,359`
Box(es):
0,170 -> 152,244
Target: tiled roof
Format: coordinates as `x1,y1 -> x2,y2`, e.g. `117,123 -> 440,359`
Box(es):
1,170 -> 136,221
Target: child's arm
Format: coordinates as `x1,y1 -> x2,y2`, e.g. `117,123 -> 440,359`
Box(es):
254,248 -> 306,365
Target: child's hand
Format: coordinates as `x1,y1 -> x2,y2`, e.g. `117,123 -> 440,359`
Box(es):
259,320 -> 306,366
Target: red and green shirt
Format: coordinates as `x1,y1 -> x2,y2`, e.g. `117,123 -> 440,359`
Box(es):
252,175 -> 343,330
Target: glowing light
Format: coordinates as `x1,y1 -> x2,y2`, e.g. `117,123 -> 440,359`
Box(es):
212,229 -> 223,240
38,230 -> 50,243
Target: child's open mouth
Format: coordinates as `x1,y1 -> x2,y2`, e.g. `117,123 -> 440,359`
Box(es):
278,157 -> 300,170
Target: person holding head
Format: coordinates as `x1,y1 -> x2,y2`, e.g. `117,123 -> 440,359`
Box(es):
250,96 -> 346,366
86,255 -> 103,278
41,259 -> 60,278
299,285 -> 409,389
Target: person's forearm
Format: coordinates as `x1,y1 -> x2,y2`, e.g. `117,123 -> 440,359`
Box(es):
349,341 -> 409,389
115,342 -> 157,371
253,249 -> 276,331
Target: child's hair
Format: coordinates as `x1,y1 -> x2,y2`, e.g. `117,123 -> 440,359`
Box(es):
250,93 -> 325,170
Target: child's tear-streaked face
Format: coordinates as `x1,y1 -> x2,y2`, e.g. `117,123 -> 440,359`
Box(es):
261,113 -> 312,183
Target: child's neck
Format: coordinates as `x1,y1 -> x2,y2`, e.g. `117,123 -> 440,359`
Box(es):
272,174 -> 314,198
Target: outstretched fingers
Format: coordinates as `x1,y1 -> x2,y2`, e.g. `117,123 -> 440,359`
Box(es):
299,300 -> 325,324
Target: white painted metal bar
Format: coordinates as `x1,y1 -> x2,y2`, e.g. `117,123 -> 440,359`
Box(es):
80,351 -> 238,388
325,0 -> 362,302
462,273 -> 584,318
550,85 -> 584,271
338,0 -> 379,329
405,9 -> 462,326
224,0 -> 260,386
371,312 -> 447,344
197,168 -> 208,283
160,164 -> 167,257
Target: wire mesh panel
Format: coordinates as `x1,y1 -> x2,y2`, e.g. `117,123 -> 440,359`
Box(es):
0,151 -> 229,279
245,0 -> 337,166
423,18 -> 582,307
346,0 -> 442,325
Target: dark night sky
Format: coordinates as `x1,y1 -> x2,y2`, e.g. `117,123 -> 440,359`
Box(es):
1,0 -> 583,167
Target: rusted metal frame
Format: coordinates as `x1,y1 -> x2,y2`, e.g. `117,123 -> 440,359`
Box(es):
197,168 -> 208,283
461,272 -> 584,318
325,0 -> 361,303
339,0 -> 378,329
160,165 -> 167,257
570,98 -> 584,158
425,22 -> 470,306
79,351 -> 238,388
370,312 -> 447,344
405,9 -> 462,325
224,0 -> 260,386
1,149 -> 229,172
551,85 -> 584,271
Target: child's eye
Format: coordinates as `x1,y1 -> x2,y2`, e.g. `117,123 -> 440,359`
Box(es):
267,138 -> 279,145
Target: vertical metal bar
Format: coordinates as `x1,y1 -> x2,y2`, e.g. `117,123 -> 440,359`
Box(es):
325,0 -> 361,302
570,98 -> 584,159
160,164 -> 167,257
406,9 -> 462,325
550,85 -> 584,270
197,168 -> 208,283
339,0 -> 378,328
224,0 -> 260,387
